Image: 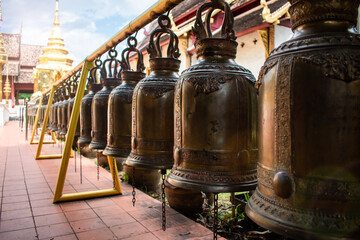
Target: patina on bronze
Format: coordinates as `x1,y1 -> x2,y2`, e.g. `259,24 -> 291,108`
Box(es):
245,1 -> 360,239
78,60 -> 102,157
89,49 -> 121,151
126,15 -> 180,170
167,0 -> 258,193
103,36 -> 145,160
67,73 -> 81,150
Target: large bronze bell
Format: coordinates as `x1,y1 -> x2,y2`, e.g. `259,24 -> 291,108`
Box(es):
167,0 -> 258,193
103,37 -> 145,159
245,0 -> 360,239
89,50 -> 121,151
78,61 -> 102,157
126,15 -> 180,170
67,74 -> 80,149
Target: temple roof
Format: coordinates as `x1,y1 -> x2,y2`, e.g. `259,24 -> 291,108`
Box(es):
2,33 -> 21,58
20,44 -> 43,67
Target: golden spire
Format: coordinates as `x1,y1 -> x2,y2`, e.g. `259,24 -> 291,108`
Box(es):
35,0 -> 73,91
54,0 -> 60,26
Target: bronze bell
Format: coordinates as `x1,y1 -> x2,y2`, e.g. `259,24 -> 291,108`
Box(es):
39,95 -> 46,125
126,15 -> 180,170
246,0 -> 360,239
56,85 -> 65,139
89,49 -> 122,151
50,90 -> 59,132
167,0 -> 258,193
67,74 -> 80,149
78,61 -> 102,157
59,81 -> 70,137
103,36 -> 145,159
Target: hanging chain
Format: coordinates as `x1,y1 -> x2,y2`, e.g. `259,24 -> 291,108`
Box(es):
132,167 -> 136,206
161,169 -> 166,231
80,153 -> 82,184
213,193 -> 218,240
112,157 -> 116,189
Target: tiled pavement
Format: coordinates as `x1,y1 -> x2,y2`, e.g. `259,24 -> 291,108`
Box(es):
0,121 -> 221,240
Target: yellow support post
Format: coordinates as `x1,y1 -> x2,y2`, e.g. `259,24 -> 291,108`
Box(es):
35,85 -> 72,159
53,60 -> 122,203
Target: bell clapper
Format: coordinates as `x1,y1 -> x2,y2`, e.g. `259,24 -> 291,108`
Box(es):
132,167 -> 136,207
213,193 -> 218,240
161,169 -> 166,231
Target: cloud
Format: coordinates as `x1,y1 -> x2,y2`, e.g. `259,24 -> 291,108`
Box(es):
1,0 -> 158,67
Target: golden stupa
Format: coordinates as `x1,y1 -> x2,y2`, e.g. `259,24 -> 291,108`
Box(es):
33,0 -> 73,92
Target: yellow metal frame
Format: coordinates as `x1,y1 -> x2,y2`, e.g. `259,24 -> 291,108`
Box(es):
53,60 -> 122,203
30,94 -> 57,144
35,85 -> 73,159
33,0 -> 187,203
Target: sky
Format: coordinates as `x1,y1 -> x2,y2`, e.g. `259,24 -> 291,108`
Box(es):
1,0 -> 158,65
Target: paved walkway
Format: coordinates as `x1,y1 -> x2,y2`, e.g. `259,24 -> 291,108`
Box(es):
0,121 -> 218,240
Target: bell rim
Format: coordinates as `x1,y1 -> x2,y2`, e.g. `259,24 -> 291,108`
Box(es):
126,154 -> 173,170
102,145 -> 130,158
167,172 -> 257,193
245,194 -> 359,240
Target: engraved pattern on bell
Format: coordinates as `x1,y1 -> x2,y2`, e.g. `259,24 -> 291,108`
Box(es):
103,36 -> 145,157
167,0 -> 258,193
246,1 -> 360,239
126,15 -> 180,170
89,50 -> 122,151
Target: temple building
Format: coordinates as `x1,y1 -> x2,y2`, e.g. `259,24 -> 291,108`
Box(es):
0,7 -> 43,105
33,0 -> 73,93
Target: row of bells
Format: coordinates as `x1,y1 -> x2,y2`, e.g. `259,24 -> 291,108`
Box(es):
40,0 -> 360,239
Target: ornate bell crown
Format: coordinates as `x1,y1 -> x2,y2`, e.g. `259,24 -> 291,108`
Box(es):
192,0 -> 237,58
68,73 -> 79,98
288,0 -> 360,30
120,36 -> 145,73
88,59 -> 102,87
193,0 -> 236,41
147,15 -> 180,59
100,48 -> 121,82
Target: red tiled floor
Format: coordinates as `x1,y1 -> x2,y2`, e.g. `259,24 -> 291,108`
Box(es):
111,221 -> 149,239
0,122 -> 217,240
100,212 -> 136,227
1,201 -> 30,211
0,217 -> 35,232
0,228 -> 37,240
59,200 -> 90,212
37,222 -> 74,239
123,232 -> 159,240
69,217 -> 107,233
64,208 -> 98,222
1,208 -> 33,220
34,212 -> 68,227
76,227 -> 117,240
